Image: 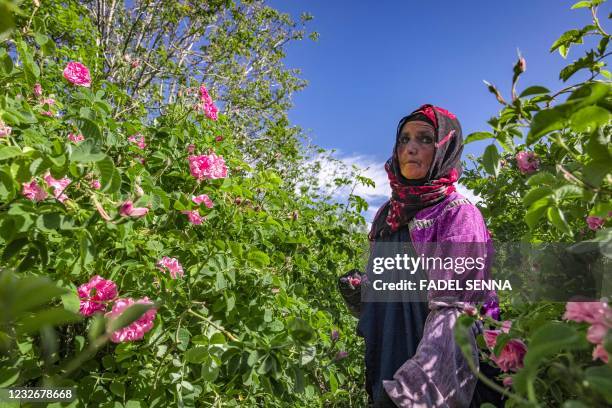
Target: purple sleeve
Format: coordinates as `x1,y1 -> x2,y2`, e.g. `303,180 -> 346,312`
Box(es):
382,203 -> 492,407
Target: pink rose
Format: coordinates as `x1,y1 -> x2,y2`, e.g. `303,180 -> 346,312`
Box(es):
0,122 -> 12,138
43,172 -> 71,203
33,83 -> 42,97
41,110 -> 54,117
106,297 -> 157,343
119,200 -> 149,218
63,61 -> 92,87
157,256 -> 184,279
21,180 -> 48,202
192,194 -> 214,208
493,339 -> 527,372
197,85 -> 219,120
68,133 -> 85,143
515,151 -> 539,175
91,179 -> 101,190
77,275 -> 118,317
586,216 -> 605,231
128,134 -> 146,150
502,376 -> 513,387
563,301 -> 608,325
188,153 -> 228,180
215,136 -> 223,142
592,343 -> 609,363
587,324 -> 609,345
182,210 -> 204,225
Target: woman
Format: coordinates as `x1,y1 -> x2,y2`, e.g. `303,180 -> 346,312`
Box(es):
353,104 -> 500,407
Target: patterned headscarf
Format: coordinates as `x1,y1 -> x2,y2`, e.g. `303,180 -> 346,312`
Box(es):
368,104 -> 464,240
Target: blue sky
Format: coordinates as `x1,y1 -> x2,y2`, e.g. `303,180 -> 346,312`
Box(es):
267,1 -> 608,221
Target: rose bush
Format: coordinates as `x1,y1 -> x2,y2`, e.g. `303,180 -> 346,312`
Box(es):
0,1 -> 372,407
455,1 -> 611,407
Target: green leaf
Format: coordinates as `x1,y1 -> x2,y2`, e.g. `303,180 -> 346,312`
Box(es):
525,198 -> 551,229
569,106 -> 611,133
96,156 -> 119,192
0,146 -> 23,161
554,185 -> 583,201
547,206 -> 572,235
584,366 -> 612,403
550,29 -> 584,57
107,303 -> 156,334
519,86 -> 550,98
527,107 -> 567,144
292,366 -> 305,393
583,159 -> 610,187
176,327 -> 190,351
247,249 -> 270,267
288,317 -> 315,344
110,382 -> 125,397
77,117 -> 102,140
17,307 -> 82,333
590,202 -> 612,218
482,144 -> 500,177
570,1 -> 591,9
523,187 -> 554,207
2,237 -> 28,262
527,171 -> 557,186
464,132 -> 494,145
70,140 -> 105,163
185,347 -> 208,363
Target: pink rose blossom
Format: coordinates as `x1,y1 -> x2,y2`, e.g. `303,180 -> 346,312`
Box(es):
21,180 -> 48,202
63,61 -> 92,87
586,216 -> 605,231
515,151 -> 539,175
128,134 -> 146,149
77,275 -> 118,317
182,210 -> 204,225
33,83 -> 42,97
493,339 -> 527,372
68,133 -> 85,143
0,122 -> 11,138
119,200 -> 149,218
563,301 -> 608,325
192,194 -> 214,208
41,110 -> 54,117
197,85 -> 219,120
91,179 -> 101,190
592,343 -> 609,363
503,377 -> 513,387
215,136 -> 223,142
587,324 -> 608,345
43,172 -> 71,202
105,297 -> 157,343
348,276 -> 361,287
188,153 -> 228,180
157,256 -> 184,279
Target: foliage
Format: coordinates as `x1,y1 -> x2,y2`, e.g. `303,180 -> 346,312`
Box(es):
459,1 -> 611,407
0,1 -> 372,407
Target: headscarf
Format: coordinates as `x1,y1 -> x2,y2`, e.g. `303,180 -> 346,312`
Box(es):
368,104 -> 464,240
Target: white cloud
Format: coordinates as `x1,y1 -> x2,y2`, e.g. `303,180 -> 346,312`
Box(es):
303,151 -> 481,227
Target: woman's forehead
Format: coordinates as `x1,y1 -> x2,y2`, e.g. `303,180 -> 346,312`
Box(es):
400,120 -> 435,134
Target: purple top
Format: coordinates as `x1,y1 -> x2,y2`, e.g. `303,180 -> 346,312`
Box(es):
360,192 -> 497,407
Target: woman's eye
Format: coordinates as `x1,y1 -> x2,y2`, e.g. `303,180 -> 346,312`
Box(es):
398,136 -> 409,144
420,135 -> 433,144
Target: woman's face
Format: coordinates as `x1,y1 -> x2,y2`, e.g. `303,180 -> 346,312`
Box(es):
396,120 -> 435,179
